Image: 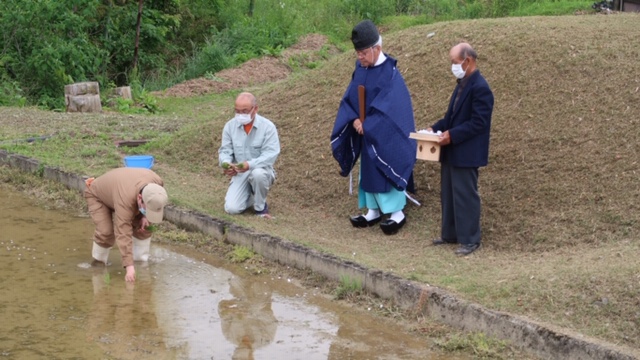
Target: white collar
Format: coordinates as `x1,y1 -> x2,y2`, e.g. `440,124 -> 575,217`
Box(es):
374,52 -> 387,66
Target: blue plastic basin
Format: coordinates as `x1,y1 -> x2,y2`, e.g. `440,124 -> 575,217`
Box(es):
123,155 -> 154,169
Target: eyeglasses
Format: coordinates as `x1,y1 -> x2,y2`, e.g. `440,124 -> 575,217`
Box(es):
355,47 -> 375,58
234,106 -> 254,114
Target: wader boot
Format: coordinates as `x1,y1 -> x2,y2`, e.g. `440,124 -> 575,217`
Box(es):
133,236 -> 151,262
91,242 -> 111,266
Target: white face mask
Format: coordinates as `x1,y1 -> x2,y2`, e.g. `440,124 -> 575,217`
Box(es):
235,113 -> 253,125
451,58 -> 467,79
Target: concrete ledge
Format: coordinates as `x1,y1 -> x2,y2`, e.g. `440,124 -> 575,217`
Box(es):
164,206 -> 226,240
0,150 -> 637,360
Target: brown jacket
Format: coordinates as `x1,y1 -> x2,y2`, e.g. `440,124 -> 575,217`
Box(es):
85,167 -> 163,266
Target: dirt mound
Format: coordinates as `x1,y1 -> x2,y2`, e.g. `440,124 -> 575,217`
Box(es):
157,34 -> 335,97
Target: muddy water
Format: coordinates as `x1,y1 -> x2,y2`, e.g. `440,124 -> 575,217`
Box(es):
0,186 -> 468,360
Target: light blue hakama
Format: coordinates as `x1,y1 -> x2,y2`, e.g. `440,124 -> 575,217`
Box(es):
358,187 -> 406,214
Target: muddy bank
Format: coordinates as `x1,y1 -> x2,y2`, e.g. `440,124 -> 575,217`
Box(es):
0,150 -> 637,360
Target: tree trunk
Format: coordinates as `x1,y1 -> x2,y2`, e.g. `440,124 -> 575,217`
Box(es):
65,82 -> 100,96
248,0 -> 255,16
115,86 -> 132,100
133,0 -> 144,70
65,82 -> 102,113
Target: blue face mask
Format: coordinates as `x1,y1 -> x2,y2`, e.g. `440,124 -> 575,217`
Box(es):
139,207 -> 147,216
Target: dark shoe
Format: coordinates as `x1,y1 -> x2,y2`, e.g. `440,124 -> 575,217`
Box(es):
255,203 -> 270,217
432,238 -> 457,246
350,215 -> 382,228
380,218 -> 406,235
454,243 -> 481,256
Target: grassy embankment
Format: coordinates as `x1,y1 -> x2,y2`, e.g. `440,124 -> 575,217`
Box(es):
1,13 -> 640,356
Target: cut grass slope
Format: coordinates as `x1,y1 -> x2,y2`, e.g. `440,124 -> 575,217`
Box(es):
162,14 -> 640,251
279,14 -> 640,252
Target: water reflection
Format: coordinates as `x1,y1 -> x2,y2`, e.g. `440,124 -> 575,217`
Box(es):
218,277 -> 278,358
0,185 -> 463,360
149,246 -> 336,360
88,265 -> 173,359
151,246 -> 236,358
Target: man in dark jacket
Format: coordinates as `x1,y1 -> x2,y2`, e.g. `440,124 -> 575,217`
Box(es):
428,42 -> 494,256
331,20 -> 416,235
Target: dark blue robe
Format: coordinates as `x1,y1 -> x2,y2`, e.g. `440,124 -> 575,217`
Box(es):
331,55 -> 416,193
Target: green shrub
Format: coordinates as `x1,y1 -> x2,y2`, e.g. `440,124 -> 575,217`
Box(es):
436,332 -> 508,358
0,79 -> 26,107
340,0 -> 396,23
115,98 -> 135,113
137,91 -> 160,114
183,40 -> 232,80
229,245 -> 255,263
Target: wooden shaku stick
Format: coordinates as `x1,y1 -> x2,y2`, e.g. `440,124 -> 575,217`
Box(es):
358,85 -> 366,123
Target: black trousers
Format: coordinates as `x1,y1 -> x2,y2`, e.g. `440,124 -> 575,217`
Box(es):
440,163 -> 481,246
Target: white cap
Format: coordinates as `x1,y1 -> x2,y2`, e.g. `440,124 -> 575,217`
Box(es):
141,184 -> 168,223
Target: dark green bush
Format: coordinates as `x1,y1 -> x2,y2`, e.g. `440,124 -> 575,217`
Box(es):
0,0 -> 591,108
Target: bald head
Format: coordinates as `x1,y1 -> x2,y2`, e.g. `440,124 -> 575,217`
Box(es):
450,43 -> 477,62
234,92 -> 258,120
236,92 -> 257,107
449,42 -> 478,78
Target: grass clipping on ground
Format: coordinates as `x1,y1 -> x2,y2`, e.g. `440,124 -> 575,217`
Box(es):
1,14 -> 640,353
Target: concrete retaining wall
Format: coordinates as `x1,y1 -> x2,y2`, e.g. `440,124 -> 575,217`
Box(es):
0,149 -> 636,360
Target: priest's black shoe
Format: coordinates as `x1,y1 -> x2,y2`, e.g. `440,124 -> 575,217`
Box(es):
432,238 -> 457,246
350,215 -> 381,228
454,243 -> 481,256
380,218 -> 406,235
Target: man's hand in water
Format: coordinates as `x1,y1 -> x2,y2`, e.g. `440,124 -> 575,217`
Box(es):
125,265 -> 136,282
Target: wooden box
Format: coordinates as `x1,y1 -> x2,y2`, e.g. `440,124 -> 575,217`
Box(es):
409,132 -> 441,162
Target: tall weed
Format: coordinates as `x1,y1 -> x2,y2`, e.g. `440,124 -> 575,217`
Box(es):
340,0 -> 396,23
183,40 -> 232,80
0,79 -> 26,107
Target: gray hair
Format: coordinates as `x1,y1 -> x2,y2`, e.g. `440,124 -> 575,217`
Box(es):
375,36 -> 383,48
461,46 -> 477,60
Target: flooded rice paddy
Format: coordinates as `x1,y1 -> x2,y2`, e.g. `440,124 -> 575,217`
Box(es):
0,186 -> 468,360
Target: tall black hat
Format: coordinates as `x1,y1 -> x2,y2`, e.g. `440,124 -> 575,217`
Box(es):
351,20 -> 380,51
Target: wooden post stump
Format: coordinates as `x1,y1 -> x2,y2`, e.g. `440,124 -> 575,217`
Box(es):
115,86 -> 132,100
65,81 -> 102,113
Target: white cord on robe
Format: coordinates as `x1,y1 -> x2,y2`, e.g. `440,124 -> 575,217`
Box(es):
405,191 -> 421,206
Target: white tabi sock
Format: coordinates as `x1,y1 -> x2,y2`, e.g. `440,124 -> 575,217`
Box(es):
364,209 -> 380,221
390,211 -> 405,223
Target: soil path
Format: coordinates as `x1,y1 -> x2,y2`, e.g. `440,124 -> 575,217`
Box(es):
155,34 -> 336,97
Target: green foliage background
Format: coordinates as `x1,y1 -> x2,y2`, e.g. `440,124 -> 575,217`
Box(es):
0,0 -> 589,109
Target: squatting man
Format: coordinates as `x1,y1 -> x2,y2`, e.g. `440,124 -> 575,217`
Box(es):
218,92 -> 281,219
